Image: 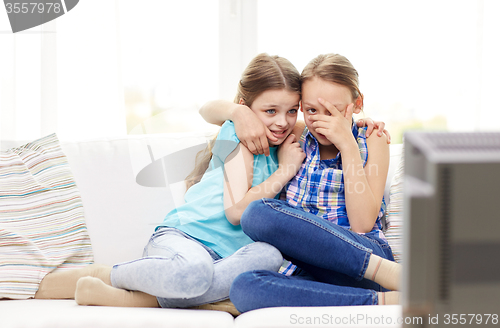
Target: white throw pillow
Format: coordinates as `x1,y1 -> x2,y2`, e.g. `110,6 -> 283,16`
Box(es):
384,145 -> 404,263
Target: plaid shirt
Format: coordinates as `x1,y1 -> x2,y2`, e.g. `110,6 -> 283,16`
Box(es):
279,124 -> 386,275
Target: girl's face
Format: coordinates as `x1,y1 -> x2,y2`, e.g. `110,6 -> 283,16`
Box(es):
301,77 -> 360,146
245,89 -> 300,146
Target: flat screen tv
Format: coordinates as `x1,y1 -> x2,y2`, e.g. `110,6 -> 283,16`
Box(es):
402,132 -> 500,327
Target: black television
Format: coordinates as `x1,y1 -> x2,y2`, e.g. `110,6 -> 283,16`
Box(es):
402,132 -> 500,327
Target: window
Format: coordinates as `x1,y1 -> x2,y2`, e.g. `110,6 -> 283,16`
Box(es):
1,0 -> 498,144
257,0 -> 500,142
118,0 -> 219,135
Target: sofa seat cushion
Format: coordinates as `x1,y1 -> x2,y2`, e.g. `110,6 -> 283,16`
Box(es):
233,304 -> 403,327
0,299 -> 235,328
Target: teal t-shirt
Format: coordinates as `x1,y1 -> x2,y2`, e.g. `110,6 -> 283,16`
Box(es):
158,121 -> 279,258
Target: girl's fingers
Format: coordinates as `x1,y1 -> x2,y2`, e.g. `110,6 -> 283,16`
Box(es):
315,127 -> 329,137
345,104 -> 352,118
260,135 -> 271,156
253,141 -> 264,155
308,114 -> 333,123
376,121 -> 386,134
317,98 -> 341,117
262,127 -> 275,156
384,129 -> 392,144
265,126 -> 278,143
370,120 -> 385,138
364,119 -> 375,137
243,140 -> 257,155
280,133 -> 296,147
345,103 -> 354,122
311,120 -> 331,130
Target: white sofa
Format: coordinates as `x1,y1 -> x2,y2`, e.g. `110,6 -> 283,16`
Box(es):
1,131 -> 404,328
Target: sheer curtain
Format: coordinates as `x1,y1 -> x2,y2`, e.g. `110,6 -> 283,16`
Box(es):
0,0 -> 125,144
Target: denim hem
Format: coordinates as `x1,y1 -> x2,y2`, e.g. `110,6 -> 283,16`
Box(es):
371,290 -> 378,305
359,251 -> 371,281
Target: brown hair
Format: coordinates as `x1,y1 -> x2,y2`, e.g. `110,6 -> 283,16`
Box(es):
301,53 -> 363,105
185,53 -> 301,190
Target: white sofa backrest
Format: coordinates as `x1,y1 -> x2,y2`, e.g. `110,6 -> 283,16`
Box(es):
60,131 -> 214,265
3,133 -> 402,266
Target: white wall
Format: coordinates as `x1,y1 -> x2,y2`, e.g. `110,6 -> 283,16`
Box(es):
1,0 -> 499,144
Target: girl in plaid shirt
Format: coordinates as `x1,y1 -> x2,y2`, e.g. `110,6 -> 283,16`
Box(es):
202,54 -> 401,311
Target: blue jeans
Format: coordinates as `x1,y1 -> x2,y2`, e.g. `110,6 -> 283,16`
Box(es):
110,227 -> 283,308
229,199 -> 395,312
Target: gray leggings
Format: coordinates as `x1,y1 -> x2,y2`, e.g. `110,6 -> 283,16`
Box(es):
110,227 -> 283,308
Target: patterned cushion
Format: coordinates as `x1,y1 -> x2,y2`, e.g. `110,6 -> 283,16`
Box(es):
0,134 -> 93,299
385,144 -> 404,263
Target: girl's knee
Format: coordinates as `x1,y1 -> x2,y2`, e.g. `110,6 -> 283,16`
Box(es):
230,270 -> 276,313
180,257 -> 213,296
254,242 -> 283,271
160,254 -> 213,298
229,271 -> 257,312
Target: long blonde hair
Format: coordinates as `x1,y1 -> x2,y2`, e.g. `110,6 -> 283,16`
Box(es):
301,53 -> 363,106
185,53 -> 301,190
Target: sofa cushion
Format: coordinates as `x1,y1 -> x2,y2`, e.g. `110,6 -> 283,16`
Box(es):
0,299 -> 235,328
385,144 -> 405,263
0,134 -> 93,299
233,304 -> 403,327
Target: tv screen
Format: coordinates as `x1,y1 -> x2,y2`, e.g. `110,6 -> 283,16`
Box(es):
402,132 -> 500,325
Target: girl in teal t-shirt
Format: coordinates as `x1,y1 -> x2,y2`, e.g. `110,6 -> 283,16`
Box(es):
159,120 -> 280,259
35,53 -> 305,309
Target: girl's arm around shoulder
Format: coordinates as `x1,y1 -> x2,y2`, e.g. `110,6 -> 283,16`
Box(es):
199,99 -> 275,156
199,100 -> 241,126
365,128 -> 390,186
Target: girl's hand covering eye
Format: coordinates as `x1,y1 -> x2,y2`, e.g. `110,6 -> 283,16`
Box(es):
309,98 -> 355,151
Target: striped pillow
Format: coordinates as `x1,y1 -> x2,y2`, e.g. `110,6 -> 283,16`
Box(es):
0,134 -> 93,299
384,144 -> 404,263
